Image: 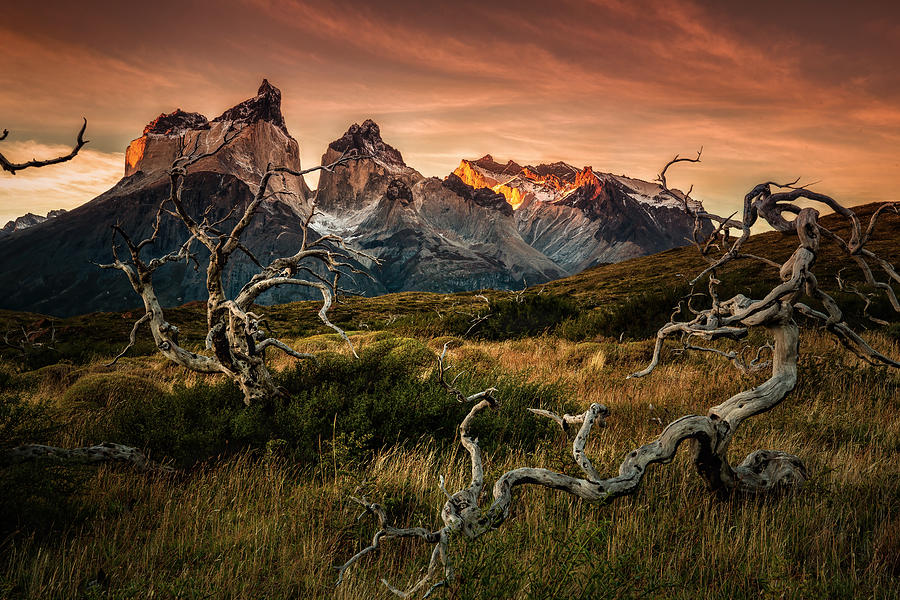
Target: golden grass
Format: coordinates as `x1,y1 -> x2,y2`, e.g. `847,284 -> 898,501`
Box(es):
1,328 -> 898,598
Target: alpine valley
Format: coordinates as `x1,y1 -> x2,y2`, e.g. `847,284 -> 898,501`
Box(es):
0,81 -> 709,317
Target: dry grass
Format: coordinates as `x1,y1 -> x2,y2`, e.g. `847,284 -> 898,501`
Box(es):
1,328 -> 898,599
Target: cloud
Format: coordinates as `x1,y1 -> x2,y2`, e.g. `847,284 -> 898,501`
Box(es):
0,141 -> 123,225
2,0 -> 897,224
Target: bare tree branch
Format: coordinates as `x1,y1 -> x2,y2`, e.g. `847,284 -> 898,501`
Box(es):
103,133 -> 376,403
106,312 -> 151,367
340,152 -> 899,596
0,119 -> 88,174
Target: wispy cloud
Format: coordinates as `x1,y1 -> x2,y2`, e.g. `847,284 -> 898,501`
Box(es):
0,141 -> 123,225
2,0 -> 897,220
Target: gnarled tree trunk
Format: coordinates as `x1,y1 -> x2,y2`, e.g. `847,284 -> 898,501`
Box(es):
100,131 -> 373,404
338,155 -> 899,597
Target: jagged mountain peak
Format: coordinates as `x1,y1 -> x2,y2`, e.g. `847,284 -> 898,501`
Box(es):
124,80 -> 305,185
523,161 -> 580,181
442,173 -> 513,217
212,79 -> 288,135
574,165 -> 601,188
0,209 -> 67,237
328,119 -> 406,167
143,109 -> 210,136
471,154 -> 523,174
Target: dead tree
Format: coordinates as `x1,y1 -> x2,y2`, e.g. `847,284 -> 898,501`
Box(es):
99,131 -> 374,405
2,320 -> 58,370
0,120 -> 88,174
0,119 -> 165,470
338,156 -> 899,597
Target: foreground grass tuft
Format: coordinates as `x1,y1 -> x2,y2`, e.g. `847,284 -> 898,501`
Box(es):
0,327 -> 897,598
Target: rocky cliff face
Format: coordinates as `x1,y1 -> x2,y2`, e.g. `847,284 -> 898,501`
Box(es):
453,155 -> 711,272
311,123 -> 565,292
0,81 -> 327,316
123,80 -> 310,208
314,119 -> 420,215
0,82 -> 714,317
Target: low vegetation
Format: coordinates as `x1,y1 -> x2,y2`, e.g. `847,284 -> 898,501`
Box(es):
0,203 -> 898,598
1,322 -> 898,598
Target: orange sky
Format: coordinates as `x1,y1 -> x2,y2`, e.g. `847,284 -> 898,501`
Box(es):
2,0 -> 899,224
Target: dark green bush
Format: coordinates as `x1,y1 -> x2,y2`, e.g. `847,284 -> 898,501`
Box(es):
55,371 -> 243,466
0,393 -> 56,450
475,294 -> 580,340
58,372 -> 165,412
109,379 -> 244,464
27,336 -> 571,469
271,336 -> 572,464
389,310 -> 473,338
556,286 -> 691,342
0,461 -> 94,538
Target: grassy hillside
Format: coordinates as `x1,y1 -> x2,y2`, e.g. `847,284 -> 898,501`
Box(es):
2,202 -> 897,365
0,203 -> 898,599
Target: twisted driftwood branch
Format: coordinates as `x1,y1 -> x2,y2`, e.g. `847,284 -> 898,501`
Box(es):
339,154 -> 899,596
1,442 -> 169,472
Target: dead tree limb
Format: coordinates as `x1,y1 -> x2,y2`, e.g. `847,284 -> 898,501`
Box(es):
0,119 -> 88,174
339,155 -> 900,597
99,130 -> 377,404
0,442 -> 169,472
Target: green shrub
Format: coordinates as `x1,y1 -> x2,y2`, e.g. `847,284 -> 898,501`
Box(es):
7,335 -> 573,469
11,362 -> 76,392
111,379 -> 244,464
0,394 -> 56,450
475,294 -> 580,340
55,372 -> 245,466
273,336 -> 571,464
58,372 -> 165,413
556,286 -> 691,342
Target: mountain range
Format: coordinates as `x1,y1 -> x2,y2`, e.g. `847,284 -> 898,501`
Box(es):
0,80 -> 709,317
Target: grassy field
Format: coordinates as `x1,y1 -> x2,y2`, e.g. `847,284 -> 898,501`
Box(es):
1,204 -> 899,599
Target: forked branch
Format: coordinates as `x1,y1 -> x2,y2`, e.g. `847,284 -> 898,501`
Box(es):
0,119 -> 88,174
340,152 -> 899,596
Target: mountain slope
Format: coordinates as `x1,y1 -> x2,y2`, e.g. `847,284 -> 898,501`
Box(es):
311,121 -> 566,292
453,155 -> 712,272
3,202 -> 895,353
0,81 -> 326,316
0,85 -> 725,317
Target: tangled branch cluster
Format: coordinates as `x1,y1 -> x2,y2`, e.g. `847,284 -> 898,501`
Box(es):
99,128 -> 377,404
338,152 -> 899,596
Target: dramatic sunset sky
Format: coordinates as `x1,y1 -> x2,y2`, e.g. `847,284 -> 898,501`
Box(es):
2,0 -> 898,224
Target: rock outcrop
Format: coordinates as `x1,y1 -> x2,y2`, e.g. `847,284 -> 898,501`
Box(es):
0,209 -> 67,237
0,81 -> 324,316
311,122 -> 565,293
315,119 -> 420,215
123,80 -> 310,207
453,155 -> 712,272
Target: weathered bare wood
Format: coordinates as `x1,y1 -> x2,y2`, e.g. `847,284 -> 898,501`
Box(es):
339,154 -> 900,597
0,119 -> 88,175
102,130 -> 377,404
1,442 -> 169,471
